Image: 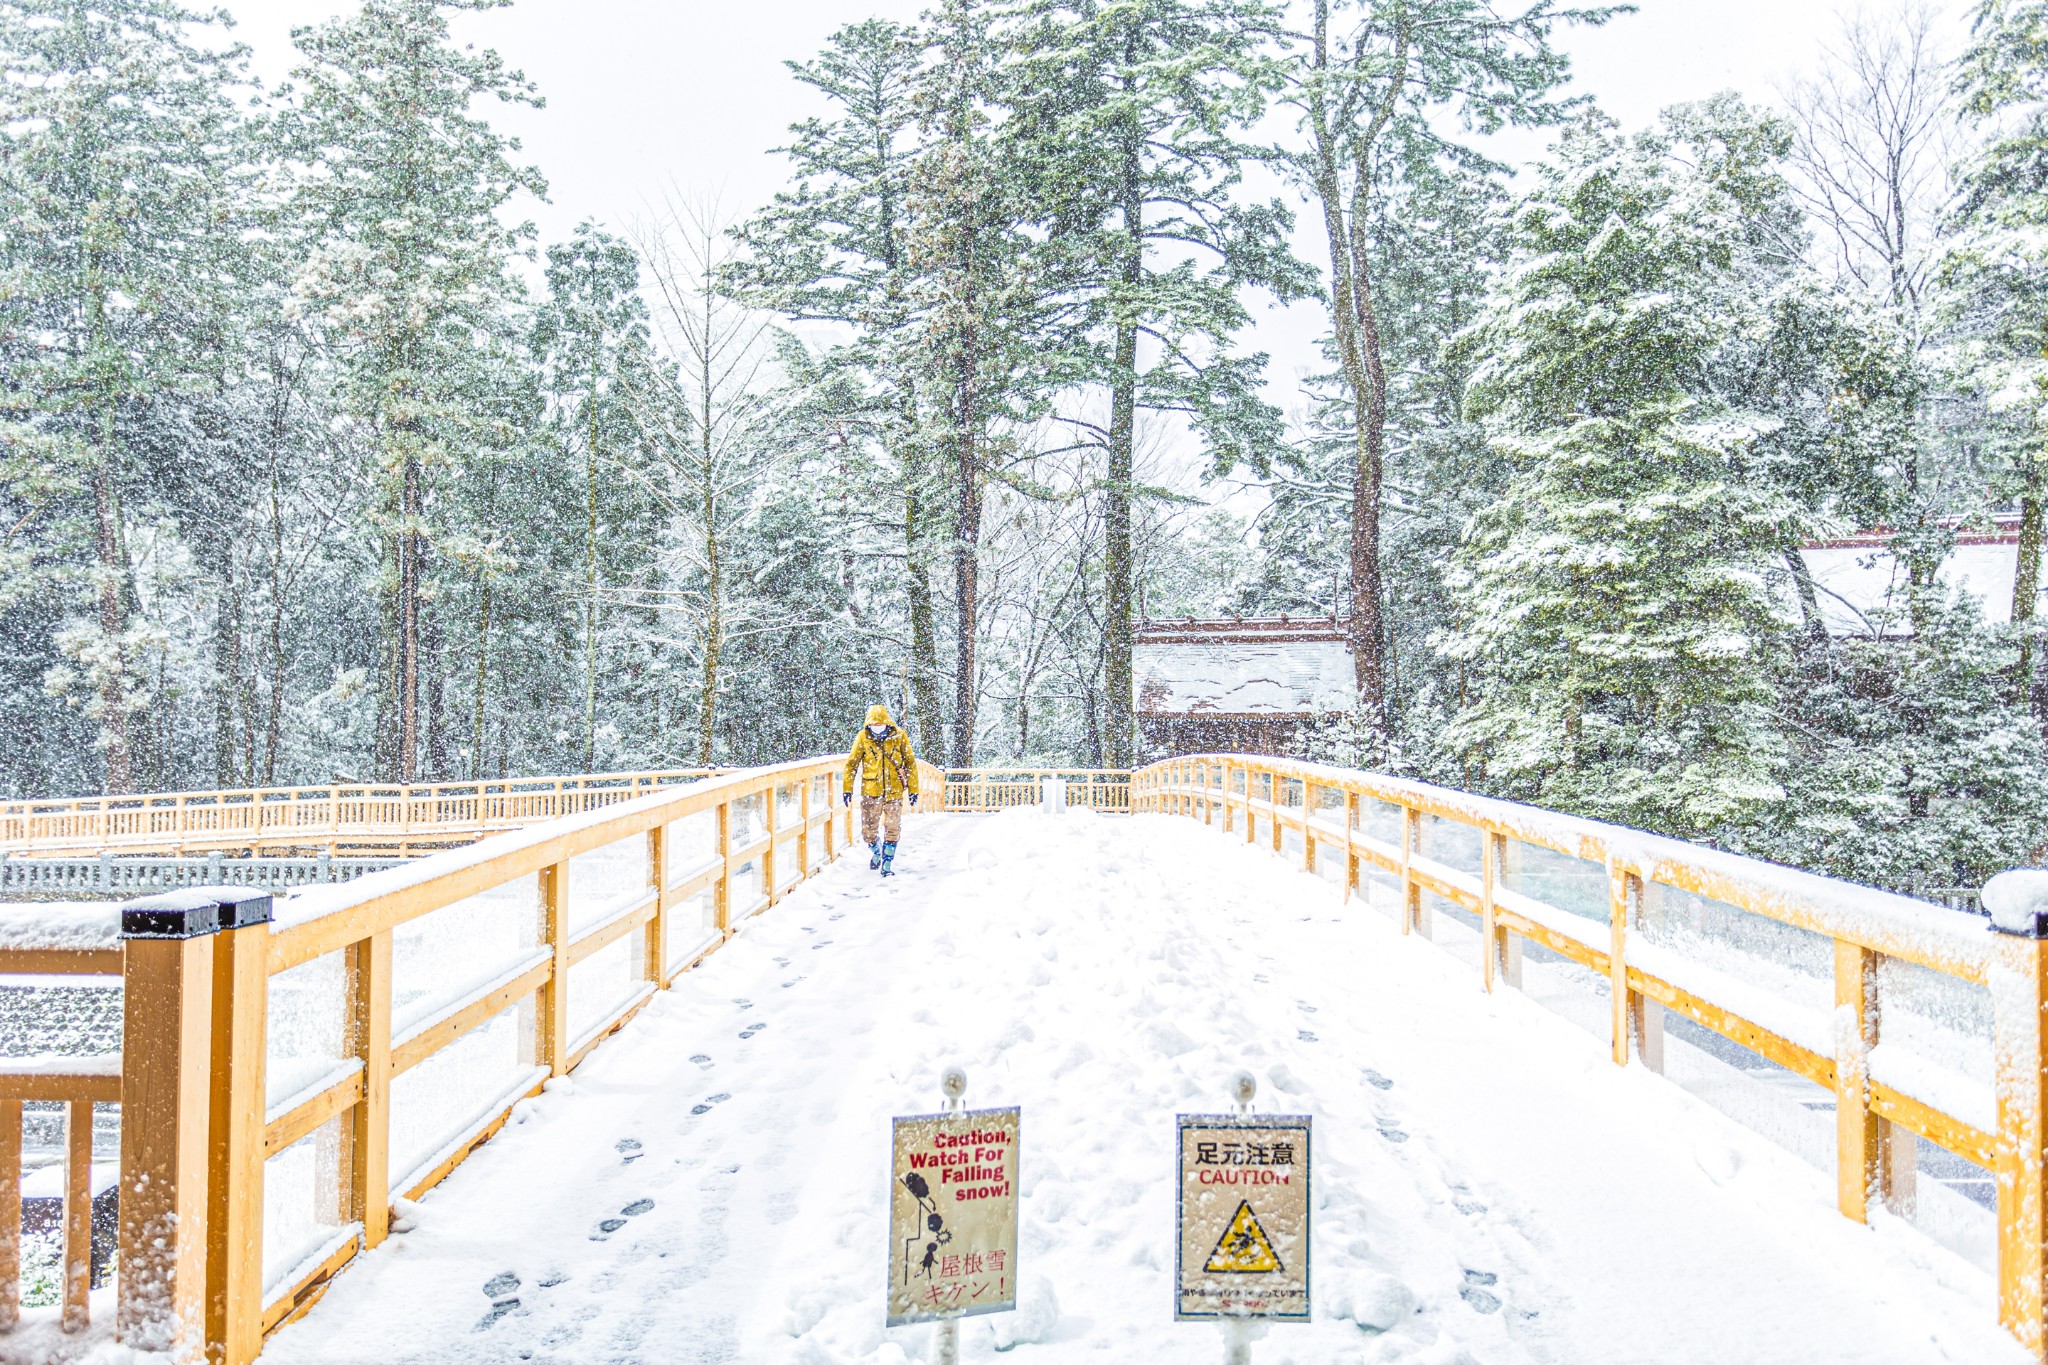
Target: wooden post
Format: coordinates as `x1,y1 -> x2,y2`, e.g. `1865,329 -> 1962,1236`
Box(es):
118,901 -> 222,1359
347,929 -> 392,1250
798,777 -> 812,881
1301,783 -> 1316,873
1399,807 -> 1420,936
1995,930 -> 2048,1356
1607,865 -> 1638,1066
1481,831 -> 1500,993
537,863 -> 569,1075
1343,791 -> 1358,903
62,1098 -> 90,1332
716,801 -> 733,937
645,826 -> 668,986
206,892 -> 273,1362
1835,939 -> 1880,1223
0,1097 -> 18,1331
762,785 -> 779,906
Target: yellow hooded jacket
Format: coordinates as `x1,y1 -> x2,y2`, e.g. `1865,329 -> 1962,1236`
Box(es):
844,705 -> 920,801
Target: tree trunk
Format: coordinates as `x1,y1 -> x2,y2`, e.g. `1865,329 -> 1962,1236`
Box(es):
698,515 -> 723,764
212,543 -> 243,787
1785,547 -> 1829,644
1103,112 -> 1141,770
905,474 -> 948,757
584,369 -> 601,771
397,451 -> 424,782
472,572 -> 491,779
2013,480 -> 2044,713
264,442 -> 287,785
951,444 -> 981,768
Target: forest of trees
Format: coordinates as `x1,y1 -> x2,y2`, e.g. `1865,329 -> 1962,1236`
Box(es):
7,0 -> 2048,891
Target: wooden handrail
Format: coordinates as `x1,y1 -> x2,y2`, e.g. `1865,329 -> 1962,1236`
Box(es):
0,767 -> 720,858
1130,752 -> 2035,1359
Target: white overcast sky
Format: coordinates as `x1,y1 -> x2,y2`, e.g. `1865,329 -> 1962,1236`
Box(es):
231,0 -> 1972,431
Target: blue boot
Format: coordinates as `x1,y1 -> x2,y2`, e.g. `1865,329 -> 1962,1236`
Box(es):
880,841 -> 898,876
869,841 -> 883,870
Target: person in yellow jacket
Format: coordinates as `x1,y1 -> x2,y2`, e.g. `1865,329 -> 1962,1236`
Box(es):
843,703 -> 919,875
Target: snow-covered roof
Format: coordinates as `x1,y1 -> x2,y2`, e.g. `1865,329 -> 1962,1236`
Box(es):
1134,620 -> 1355,716
1802,528 -> 2041,635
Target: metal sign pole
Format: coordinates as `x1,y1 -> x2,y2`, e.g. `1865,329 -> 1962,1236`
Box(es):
1224,1071 -> 1258,1365
933,1067 -> 967,1365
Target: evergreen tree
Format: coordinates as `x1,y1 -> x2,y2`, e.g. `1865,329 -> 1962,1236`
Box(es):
280,0 -> 546,780
0,0 -> 253,792
1005,0 -> 1312,766
1444,103 -> 1812,837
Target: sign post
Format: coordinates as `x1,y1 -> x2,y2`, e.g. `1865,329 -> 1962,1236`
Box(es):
1177,1073 -> 1311,1363
888,1067 -> 1019,1363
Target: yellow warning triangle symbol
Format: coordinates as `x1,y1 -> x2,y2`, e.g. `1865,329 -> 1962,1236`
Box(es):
1203,1200 -> 1283,1274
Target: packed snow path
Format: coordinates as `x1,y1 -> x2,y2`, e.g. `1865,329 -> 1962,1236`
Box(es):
264,811 -> 2020,1365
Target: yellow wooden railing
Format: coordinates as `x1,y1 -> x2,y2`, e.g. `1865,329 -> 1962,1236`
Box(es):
0,757 -> 942,1357
940,769 -> 1130,813
0,770 -> 717,858
1132,753 -> 2040,1359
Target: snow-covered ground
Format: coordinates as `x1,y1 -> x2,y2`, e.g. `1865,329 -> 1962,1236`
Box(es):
242,809 -> 2020,1365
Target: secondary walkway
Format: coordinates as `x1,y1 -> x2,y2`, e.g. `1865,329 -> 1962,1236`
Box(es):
262,811 -> 2022,1365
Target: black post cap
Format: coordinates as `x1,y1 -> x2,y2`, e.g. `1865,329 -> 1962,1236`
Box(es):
121,887 -> 275,940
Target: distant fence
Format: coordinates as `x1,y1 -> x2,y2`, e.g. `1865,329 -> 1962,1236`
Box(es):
0,770 -> 716,858
0,854 -> 402,896
1133,754 -> 2040,1359
941,769 -> 1129,813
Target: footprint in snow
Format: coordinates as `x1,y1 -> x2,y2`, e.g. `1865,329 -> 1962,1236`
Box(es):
829,912 -> 844,921
734,998 -> 754,1010
1298,1030 -> 1318,1042
1376,1119 -> 1408,1144
589,1198 -> 656,1241
740,1022 -> 767,1040
690,1055 -> 713,1069
781,977 -> 805,989
1460,1269 -> 1502,1314
1450,1183 -> 1487,1216
475,1272 -> 521,1330
690,1093 -> 732,1115
1363,1069 -> 1394,1090
1252,974 -> 1270,983
615,1138 -> 643,1164
812,941 -> 832,950
1298,1003 -> 1318,1013
773,956 -> 790,967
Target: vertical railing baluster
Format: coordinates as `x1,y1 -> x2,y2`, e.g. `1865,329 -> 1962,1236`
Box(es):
538,863 -> 569,1074
61,1098 -> 90,1332
646,825 -> 669,988
0,1096 -> 18,1330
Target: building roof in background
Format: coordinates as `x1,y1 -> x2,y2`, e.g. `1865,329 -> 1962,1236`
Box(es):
1803,520 -> 2042,635
1135,619 -> 1355,716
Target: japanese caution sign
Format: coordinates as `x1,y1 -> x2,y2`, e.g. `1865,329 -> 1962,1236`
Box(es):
887,1105 -> 1020,1326
1176,1113 -> 1311,1321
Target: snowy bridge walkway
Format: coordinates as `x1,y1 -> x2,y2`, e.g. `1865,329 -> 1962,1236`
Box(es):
256,811 -> 2017,1365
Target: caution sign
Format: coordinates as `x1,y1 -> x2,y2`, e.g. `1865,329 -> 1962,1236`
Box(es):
886,1106 -> 1020,1326
1176,1114 -> 1311,1321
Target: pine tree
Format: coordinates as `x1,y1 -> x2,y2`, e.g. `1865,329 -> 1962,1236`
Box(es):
280,0 -> 546,781
1946,0 -> 2048,710
1444,103 -> 1814,837
1286,0 -> 1622,733
1005,0 -> 1311,766
535,223 -> 654,770
0,0 -> 253,793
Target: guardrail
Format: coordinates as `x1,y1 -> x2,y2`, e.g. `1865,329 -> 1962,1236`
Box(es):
0,769 -> 718,858
941,769 -> 1129,813
1132,754 -> 2039,1359
0,756 -> 943,1359
0,853 -> 402,895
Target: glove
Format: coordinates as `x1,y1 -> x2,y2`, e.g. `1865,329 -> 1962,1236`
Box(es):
909,793 -> 919,807
842,792 -> 852,806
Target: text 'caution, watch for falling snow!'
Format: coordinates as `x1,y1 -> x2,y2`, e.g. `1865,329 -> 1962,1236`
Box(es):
1176,1113 -> 1312,1322
886,1105 -> 1020,1326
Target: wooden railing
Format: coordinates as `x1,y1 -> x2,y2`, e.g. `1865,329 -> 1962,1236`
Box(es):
0,769 -> 718,858
941,769 -> 1129,813
0,756 -> 943,1359
1133,754 -> 2041,1359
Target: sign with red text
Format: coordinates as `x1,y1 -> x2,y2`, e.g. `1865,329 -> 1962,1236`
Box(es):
1175,1114 -> 1311,1322
886,1106 -> 1020,1326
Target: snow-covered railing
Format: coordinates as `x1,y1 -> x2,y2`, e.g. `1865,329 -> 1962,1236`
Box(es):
0,768 -> 718,858
941,769 -> 1130,813
1133,754 -> 2044,1358
0,852 -> 402,894
0,756 -> 944,1362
